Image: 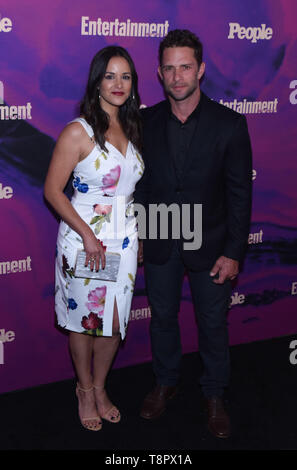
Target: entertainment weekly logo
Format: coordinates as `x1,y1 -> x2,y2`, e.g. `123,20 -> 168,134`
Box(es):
0,256 -> 32,276
0,15 -> 12,33
0,81 -> 32,121
228,23 -> 273,43
130,306 -> 151,321
130,294 -> 247,323
219,97 -> 278,114
0,329 -> 15,365
81,16 -> 169,38
291,282 -> 297,296
0,182 -> 13,199
248,229 -> 263,245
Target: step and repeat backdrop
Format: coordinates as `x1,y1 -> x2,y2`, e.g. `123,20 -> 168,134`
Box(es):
1,0 -> 297,394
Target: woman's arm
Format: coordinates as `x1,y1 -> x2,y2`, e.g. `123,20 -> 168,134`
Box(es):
44,122 -> 105,270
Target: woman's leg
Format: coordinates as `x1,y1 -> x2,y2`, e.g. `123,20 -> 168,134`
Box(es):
93,299 -> 121,421
69,332 -> 101,429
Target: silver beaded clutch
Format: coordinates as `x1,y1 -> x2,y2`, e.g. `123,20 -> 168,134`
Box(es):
74,250 -> 121,282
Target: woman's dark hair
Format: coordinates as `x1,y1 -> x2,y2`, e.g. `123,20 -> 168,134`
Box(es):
80,46 -> 142,153
159,29 -> 203,67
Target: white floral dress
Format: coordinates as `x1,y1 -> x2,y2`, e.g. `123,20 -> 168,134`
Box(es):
55,117 -> 144,339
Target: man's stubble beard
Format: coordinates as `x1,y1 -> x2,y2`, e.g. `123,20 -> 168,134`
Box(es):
164,82 -> 198,102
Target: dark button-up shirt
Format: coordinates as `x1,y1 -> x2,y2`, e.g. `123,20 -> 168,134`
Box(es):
166,94 -> 203,182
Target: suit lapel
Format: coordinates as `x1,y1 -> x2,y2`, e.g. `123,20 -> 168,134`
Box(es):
152,103 -> 178,183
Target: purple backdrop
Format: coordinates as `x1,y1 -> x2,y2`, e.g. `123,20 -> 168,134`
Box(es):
1,0 -> 297,394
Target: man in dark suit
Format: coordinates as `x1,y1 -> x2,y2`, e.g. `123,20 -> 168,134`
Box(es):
134,29 -> 252,438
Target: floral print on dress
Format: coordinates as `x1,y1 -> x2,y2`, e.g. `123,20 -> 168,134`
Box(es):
122,237 -> 130,249
94,151 -> 108,171
94,204 -> 112,216
62,255 -> 74,279
81,312 -> 103,336
136,152 -> 144,176
68,298 -> 78,310
85,286 -> 106,316
90,204 -> 112,235
73,176 -> 89,193
123,264 -> 136,295
102,165 -> 121,196
82,286 -> 107,335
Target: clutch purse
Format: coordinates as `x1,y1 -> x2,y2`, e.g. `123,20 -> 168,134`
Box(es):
74,250 -> 121,282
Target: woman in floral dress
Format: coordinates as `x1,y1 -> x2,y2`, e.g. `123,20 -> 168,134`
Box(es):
44,46 -> 143,431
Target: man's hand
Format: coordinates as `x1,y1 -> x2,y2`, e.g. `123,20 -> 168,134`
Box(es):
138,240 -> 144,264
210,256 -> 239,284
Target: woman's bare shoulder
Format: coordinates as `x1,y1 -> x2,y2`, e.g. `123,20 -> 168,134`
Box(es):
62,121 -> 86,139
55,121 -> 89,149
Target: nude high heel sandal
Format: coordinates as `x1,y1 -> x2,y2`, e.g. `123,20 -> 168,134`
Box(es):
75,384 -> 102,431
93,385 -> 121,423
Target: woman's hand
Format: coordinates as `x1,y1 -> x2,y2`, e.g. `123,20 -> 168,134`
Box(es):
83,234 -> 106,272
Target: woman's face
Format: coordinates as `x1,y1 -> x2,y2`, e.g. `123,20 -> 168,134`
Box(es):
99,56 -> 133,111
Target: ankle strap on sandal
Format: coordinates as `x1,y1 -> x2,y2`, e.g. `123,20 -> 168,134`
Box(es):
93,384 -> 104,390
76,383 -> 94,393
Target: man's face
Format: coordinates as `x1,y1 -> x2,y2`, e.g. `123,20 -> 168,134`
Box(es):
158,47 -> 205,102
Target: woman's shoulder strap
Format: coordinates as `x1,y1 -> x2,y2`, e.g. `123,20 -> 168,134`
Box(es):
69,117 -> 94,138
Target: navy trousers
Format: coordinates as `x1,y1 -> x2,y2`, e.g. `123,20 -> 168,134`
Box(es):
144,242 -> 231,398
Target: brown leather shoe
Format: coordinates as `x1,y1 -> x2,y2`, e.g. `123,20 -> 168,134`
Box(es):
206,396 -> 231,438
140,385 -> 178,420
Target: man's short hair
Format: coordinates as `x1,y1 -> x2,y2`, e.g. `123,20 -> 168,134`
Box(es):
159,29 -> 203,67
